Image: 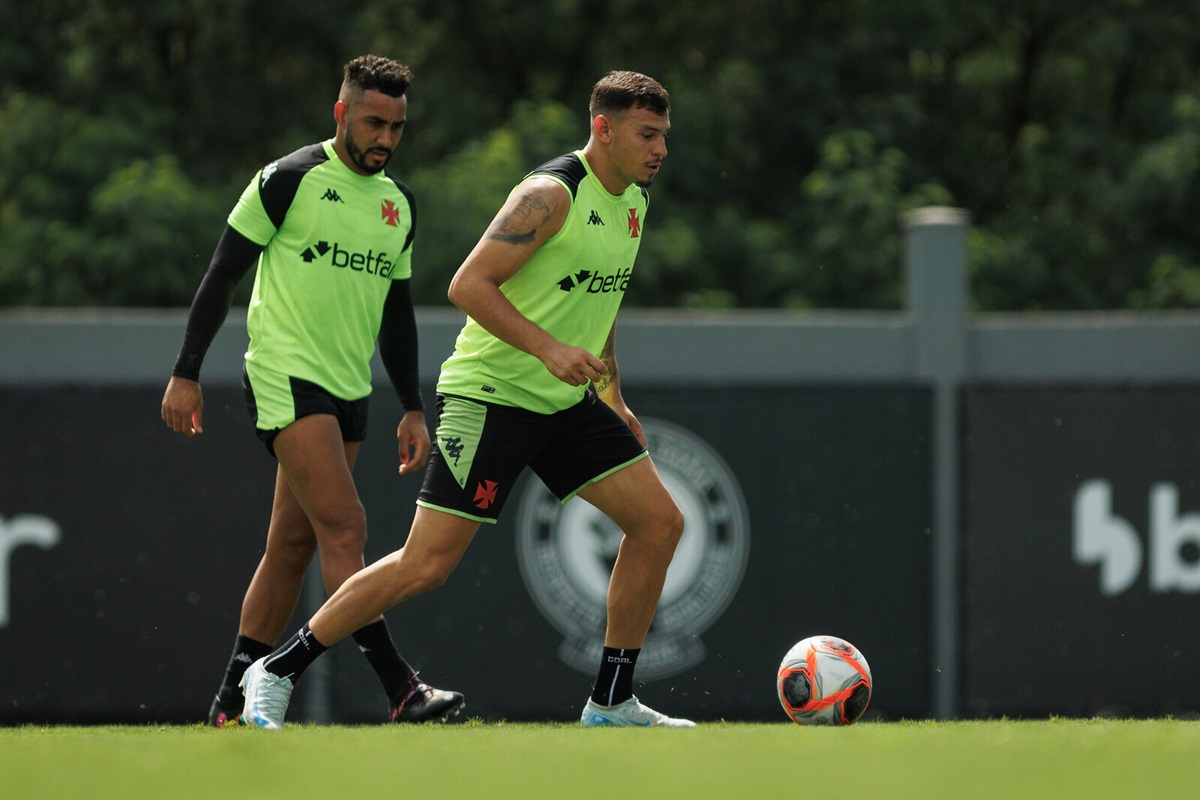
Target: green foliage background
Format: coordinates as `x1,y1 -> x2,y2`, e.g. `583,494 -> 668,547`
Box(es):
3,0 -> 1199,311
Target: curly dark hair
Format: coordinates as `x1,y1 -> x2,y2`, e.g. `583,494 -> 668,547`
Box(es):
589,71 -> 669,118
342,54 -> 413,99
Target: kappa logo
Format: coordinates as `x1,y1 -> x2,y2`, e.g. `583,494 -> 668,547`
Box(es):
321,188 -> 345,203
515,419 -> 750,680
587,210 -> 605,226
627,208 -> 641,238
261,161 -> 279,186
556,267 -> 631,294
441,436 -> 465,466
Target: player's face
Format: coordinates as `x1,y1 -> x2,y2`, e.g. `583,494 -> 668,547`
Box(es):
610,106 -> 669,188
338,89 -> 408,175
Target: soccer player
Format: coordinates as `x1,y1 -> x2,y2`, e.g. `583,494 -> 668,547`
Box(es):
161,54 -> 463,726
240,69 -> 694,729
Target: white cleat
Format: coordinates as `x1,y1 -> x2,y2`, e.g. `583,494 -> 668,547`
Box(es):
580,695 -> 696,728
239,658 -> 294,730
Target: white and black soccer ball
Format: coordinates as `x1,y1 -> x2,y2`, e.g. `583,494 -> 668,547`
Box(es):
777,635 -> 873,726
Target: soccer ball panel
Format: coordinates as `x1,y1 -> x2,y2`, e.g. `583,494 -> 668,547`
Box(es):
777,635 -> 872,726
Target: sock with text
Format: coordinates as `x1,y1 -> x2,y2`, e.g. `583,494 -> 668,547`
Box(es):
261,624 -> 327,682
591,646 -> 640,706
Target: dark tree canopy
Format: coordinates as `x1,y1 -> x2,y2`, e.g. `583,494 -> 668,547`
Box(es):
3,0 -> 1198,311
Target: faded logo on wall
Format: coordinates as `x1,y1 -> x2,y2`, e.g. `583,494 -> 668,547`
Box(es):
516,419 -> 750,680
0,514 -> 61,628
1074,479 -> 1200,596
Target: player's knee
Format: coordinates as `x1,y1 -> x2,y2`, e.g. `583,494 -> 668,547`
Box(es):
663,502 -> 685,546
318,505 -> 368,555
274,537 -> 318,574
636,500 -> 684,552
385,550 -> 453,598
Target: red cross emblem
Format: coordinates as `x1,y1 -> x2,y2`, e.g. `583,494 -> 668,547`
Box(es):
381,199 -> 400,227
627,208 -> 641,238
474,480 -> 499,509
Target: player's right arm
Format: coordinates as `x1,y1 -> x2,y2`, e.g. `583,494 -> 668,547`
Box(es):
161,226 -> 263,436
447,178 -> 606,388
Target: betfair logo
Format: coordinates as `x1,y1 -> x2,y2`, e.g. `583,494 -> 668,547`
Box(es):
321,188 -> 345,203
300,240 -> 394,277
587,210 -> 604,226
557,267 -> 631,294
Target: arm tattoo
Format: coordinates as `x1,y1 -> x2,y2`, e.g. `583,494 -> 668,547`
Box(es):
488,193 -> 552,245
596,328 -> 618,393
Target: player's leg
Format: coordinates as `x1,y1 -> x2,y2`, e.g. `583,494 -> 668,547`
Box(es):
240,506 -> 479,728
241,393 -> 529,729
208,465 -> 317,727
311,505 -> 480,641
273,414 -> 463,721
575,457 -> 694,728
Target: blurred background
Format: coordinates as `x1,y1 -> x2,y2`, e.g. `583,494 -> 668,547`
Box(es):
3,0 -> 1199,313
4,1 -> 1200,725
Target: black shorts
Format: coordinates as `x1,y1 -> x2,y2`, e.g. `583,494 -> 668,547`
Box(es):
242,364 -> 369,457
417,390 -> 647,523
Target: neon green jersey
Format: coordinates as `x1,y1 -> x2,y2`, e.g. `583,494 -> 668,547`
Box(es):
228,139 -> 415,400
437,151 -> 648,413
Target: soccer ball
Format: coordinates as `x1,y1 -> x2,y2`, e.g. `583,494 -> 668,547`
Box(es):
777,635 -> 872,726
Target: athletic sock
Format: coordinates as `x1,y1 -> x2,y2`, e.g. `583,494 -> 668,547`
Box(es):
591,646 -> 641,707
219,634 -> 273,696
261,624 -> 327,682
351,618 -> 416,702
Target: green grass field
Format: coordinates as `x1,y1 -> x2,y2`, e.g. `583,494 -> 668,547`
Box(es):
2,718 -> 1197,799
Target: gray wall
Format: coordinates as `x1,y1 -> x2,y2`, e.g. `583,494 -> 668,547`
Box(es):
4,209 -> 1200,721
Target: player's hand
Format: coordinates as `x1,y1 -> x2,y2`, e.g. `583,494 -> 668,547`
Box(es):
606,396 -> 645,445
161,376 -> 204,436
541,342 -> 607,387
396,409 -> 431,476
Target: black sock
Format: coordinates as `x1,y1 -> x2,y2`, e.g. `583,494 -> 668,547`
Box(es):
262,624 -> 327,682
351,618 -> 416,702
218,634 -> 273,697
591,647 -> 640,706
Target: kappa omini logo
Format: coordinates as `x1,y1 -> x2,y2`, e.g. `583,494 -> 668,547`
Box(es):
515,419 -> 750,680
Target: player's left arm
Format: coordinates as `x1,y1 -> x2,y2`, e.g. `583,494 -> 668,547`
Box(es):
378,278 -> 430,475
595,321 -> 645,445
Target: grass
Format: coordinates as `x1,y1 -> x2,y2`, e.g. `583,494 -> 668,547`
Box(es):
2,718 -> 1198,799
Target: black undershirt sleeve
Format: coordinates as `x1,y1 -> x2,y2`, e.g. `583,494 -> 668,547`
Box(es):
171,226 -> 264,380
378,278 -> 424,413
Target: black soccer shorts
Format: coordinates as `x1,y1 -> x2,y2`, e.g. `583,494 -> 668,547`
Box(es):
417,389 -> 647,523
242,364 -> 369,457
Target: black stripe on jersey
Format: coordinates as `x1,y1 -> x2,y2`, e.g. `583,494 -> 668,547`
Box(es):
525,153 -> 651,205
258,143 -> 329,230
526,153 -> 586,199
384,173 -> 418,253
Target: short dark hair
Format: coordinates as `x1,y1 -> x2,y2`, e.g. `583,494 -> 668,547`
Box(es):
589,71 -> 670,118
342,54 -> 413,99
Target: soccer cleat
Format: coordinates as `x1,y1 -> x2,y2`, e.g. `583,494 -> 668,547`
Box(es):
391,674 -> 465,723
580,695 -> 696,728
207,686 -> 244,728
239,658 -> 294,730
